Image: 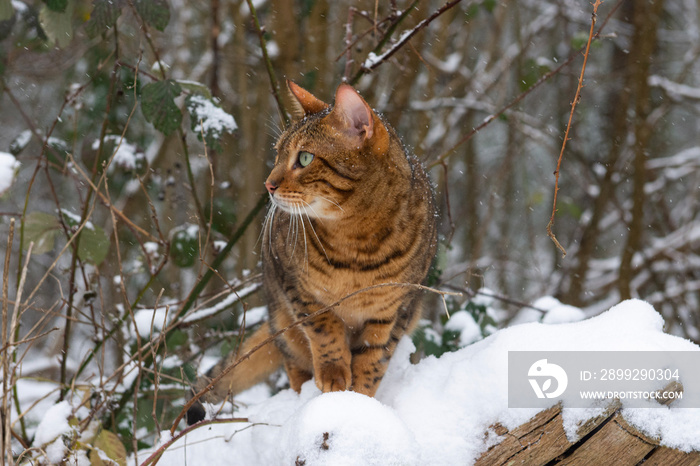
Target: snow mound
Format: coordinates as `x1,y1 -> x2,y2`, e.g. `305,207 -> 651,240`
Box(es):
138,299 -> 700,465
281,391 -> 419,465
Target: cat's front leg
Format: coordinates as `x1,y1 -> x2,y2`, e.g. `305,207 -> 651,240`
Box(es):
350,315 -> 399,397
302,311 -> 352,392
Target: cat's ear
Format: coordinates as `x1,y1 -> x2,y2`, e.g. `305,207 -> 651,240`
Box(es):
330,84 -> 374,141
329,84 -> 389,154
287,81 -> 329,119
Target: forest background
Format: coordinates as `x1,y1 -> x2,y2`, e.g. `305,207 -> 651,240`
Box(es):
1,0 -> 699,462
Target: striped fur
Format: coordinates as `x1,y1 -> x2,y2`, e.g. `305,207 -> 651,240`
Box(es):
189,83 -> 436,420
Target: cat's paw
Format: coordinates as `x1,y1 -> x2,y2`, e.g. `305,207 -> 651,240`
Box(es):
316,362 -> 352,392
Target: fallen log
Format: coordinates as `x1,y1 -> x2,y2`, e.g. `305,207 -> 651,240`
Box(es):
476,382 -> 700,465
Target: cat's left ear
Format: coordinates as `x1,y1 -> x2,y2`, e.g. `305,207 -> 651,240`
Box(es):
287,81 -> 330,119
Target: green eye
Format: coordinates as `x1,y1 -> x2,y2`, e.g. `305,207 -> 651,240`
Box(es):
298,151 -> 314,167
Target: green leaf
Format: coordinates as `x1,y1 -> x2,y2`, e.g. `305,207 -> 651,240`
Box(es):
46,137 -> 70,168
42,0 -> 67,13
571,31 -> 589,50
185,94 -> 237,151
170,224 -> 199,268
182,363 -> 197,382
60,210 -> 110,265
133,0 -> 169,31
0,0 -> 14,22
23,211 -> 61,255
519,58 -> 550,92
85,0 -> 122,38
78,223 -> 110,265
165,329 -> 187,349
141,79 -> 182,136
205,197 -> 237,236
90,429 -> 127,466
39,0 -> 74,48
176,80 -> 212,100
483,0 -> 497,13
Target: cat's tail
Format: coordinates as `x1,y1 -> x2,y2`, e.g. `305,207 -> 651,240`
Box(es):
186,322 -> 283,424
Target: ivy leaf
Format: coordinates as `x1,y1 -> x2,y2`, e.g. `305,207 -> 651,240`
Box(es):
85,0 -> 123,38
39,0 -> 74,48
141,79 -> 182,136
185,94 -> 237,152
23,211 -> 61,255
133,0 -> 169,31
42,0 -> 67,13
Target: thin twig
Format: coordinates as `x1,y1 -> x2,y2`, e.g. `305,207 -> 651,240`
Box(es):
427,0 -> 622,170
2,219 -> 14,465
350,0 -> 453,85
343,7 -> 355,82
244,0 -> 289,127
139,418 -> 249,466
546,0 -> 603,258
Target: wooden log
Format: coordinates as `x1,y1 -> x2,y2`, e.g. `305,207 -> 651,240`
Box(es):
475,382 -> 698,465
556,413 -> 656,465
641,447 -> 700,466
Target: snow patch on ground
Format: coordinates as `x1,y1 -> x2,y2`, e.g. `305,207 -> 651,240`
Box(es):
135,299 -> 700,465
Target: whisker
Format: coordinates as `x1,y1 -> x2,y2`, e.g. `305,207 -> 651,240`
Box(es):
267,204 -> 277,254
257,198 -> 275,253
301,199 -> 325,226
297,205 -> 309,271
315,195 -> 344,213
302,204 -> 330,264
290,206 -> 298,258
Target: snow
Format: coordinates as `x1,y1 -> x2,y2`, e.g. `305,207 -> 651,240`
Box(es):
0,151 -> 21,196
34,400 -> 73,447
181,282 -> 261,324
59,208 -> 95,232
134,299 -> 700,465
133,306 -> 170,338
92,134 -> 145,171
444,310 -> 482,346
238,305 -> 267,327
187,94 -> 238,137
280,392 -> 419,465
649,75 -> 700,100
510,295 -> 585,325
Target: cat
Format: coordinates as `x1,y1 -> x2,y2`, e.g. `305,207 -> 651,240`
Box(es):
187,81 -> 437,424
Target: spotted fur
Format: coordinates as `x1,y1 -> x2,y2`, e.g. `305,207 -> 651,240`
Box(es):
188,83 -> 436,423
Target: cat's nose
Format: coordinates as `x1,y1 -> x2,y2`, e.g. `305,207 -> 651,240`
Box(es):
264,180 -> 278,195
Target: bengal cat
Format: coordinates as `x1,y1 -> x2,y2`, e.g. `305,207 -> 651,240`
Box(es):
187,81 -> 437,424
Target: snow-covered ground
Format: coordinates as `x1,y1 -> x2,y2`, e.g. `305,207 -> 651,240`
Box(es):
124,299 -> 699,465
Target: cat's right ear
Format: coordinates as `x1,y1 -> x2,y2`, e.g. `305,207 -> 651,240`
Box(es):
287,81 -> 330,120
